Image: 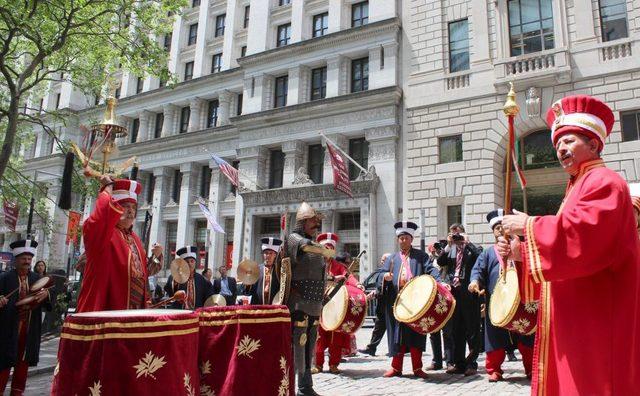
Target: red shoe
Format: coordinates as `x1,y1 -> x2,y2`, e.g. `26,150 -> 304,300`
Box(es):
383,368 -> 402,378
413,369 -> 429,379
488,372 -> 503,382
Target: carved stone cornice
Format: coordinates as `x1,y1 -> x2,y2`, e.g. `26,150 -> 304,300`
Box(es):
236,145 -> 268,160
240,177 -> 380,206
368,141 -> 397,162
364,126 -> 399,142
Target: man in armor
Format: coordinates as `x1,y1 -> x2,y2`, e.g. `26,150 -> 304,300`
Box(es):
284,202 -> 327,396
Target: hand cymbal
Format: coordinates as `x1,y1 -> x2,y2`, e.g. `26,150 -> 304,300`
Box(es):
204,294 -> 227,307
237,258 -> 259,285
170,258 -> 191,284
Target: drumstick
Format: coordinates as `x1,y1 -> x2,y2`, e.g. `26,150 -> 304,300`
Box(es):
3,287 -> 20,299
148,290 -> 186,309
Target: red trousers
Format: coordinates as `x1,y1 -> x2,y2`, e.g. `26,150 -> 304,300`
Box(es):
315,329 -> 349,367
391,345 -> 423,372
0,320 -> 29,396
485,342 -> 533,376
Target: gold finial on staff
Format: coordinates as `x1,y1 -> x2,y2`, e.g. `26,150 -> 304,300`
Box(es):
503,82 -> 520,117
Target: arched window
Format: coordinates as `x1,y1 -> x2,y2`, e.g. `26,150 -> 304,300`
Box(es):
520,129 -> 558,170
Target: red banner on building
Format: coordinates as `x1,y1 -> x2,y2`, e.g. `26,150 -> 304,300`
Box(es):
326,141 -> 353,198
66,210 -> 82,246
3,201 -> 19,232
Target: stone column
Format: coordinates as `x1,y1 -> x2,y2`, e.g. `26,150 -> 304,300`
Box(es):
282,140 -> 304,186
327,0 -> 344,34
365,126 -> 398,257
188,98 -> 205,132
218,90 -> 232,126
176,163 -> 196,248
369,42 -> 398,90
572,0 -> 597,44
470,0 -> 491,64
322,134 -> 347,185
138,110 -> 153,142
326,55 -> 346,98
207,166 -> 225,269
236,146 -> 268,189
148,167 -> 171,256
291,0 -> 305,42
193,0 -> 211,77
321,209 -> 335,233
287,65 -> 309,105
168,14 -> 184,74
162,104 -> 177,137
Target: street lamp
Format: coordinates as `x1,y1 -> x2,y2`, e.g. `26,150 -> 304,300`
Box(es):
525,87 -> 541,118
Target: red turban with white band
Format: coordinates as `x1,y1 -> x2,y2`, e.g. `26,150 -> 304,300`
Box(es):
111,179 -> 142,205
546,95 -> 615,150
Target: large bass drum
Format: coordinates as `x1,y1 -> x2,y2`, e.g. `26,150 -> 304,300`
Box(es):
320,284 -> 367,334
393,275 -> 456,335
490,265 -> 538,335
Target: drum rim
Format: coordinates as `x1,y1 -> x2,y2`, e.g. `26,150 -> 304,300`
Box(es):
427,294 -> 456,334
320,284 -> 349,331
393,275 -> 438,324
489,266 -> 521,327
30,276 -> 52,292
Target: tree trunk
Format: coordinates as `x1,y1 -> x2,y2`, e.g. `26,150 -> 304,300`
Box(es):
0,97 -> 19,183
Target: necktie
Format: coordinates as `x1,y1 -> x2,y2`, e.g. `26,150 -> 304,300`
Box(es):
263,267 -> 271,303
399,253 -> 412,288
453,247 -> 463,288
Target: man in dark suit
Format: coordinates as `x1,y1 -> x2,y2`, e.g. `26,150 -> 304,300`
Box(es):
213,265 -> 237,306
439,223 -> 482,376
243,237 -> 281,305
164,246 -> 213,309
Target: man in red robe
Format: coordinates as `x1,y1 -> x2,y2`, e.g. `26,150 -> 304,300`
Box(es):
630,183 -> 640,231
76,177 -> 163,312
312,233 -> 362,374
500,95 -> 640,395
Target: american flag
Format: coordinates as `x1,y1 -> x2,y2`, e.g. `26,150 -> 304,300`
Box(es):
197,198 -> 225,234
211,154 -> 239,187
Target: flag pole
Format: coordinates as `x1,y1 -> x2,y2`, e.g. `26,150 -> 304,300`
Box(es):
320,132 -> 367,173
503,82 -> 519,215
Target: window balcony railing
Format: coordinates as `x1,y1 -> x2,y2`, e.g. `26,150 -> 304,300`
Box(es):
600,40 -> 632,62
445,72 -> 470,90
494,48 -> 571,85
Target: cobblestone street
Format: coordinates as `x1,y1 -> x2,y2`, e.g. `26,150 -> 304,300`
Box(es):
12,323 -> 531,396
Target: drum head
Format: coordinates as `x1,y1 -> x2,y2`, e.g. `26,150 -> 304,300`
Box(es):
394,275 -> 437,323
74,309 -> 189,318
16,295 -> 38,307
321,285 -> 348,331
489,267 -> 521,327
30,276 -> 52,292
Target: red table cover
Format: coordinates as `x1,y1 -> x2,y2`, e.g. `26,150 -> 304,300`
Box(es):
51,309 -> 200,396
197,305 -> 294,396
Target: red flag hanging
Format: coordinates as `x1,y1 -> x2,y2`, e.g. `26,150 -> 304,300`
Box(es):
3,201 -> 19,232
66,210 -> 82,246
326,141 -> 354,198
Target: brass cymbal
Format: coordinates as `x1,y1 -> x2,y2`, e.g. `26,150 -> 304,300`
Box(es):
204,294 -> 227,307
237,258 -> 259,285
170,258 -> 191,284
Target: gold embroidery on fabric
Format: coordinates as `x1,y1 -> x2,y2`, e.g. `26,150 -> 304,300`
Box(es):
435,294 -> 448,314
350,297 -> 364,316
236,335 -> 261,358
524,301 -> 539,313
278,356 -> 290,396
199,361 -> 215,396
198,317 -> 291,327
133,351 -> 167,379
510,318 -> 531,334
64,318 -> 198,330
341,321 -> 356,333
299,333 -> 307,346
88,381 -> 102,396
61,327 -> 199,341
418,317 -> 436,333
198,308 -> 290,317
184,373 -> 196,396
200,360 -> 212,375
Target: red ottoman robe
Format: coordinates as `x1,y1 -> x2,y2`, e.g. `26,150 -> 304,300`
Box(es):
76,192 -> 153,312
521,159 -> 640,395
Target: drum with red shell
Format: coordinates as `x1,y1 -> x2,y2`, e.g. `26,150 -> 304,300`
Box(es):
321,284 -> 367,334
393,275 -> 456,335
490,266 -> 538,335
51,309 -> 200,396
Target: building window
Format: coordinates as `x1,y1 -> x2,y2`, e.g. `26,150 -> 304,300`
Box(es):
241,46 -> 247,57
230,160 -> 240,195
165,221 -> 178,264
348,138 -> 369,180
211,53 -> 222,73
114,86 -> 121,99
179,106 -> 190,133
172,170 -> 182,203
439,135 -> 463,163
200,166 -> 212,198
508,0 -> 554,56
338,211 -> 360,230
308,144 -> 324,184
277,23 -> 291,47
269,149 -> 285,189
449,19 -> 470,72
164,33 -> 172,51
184,61 -> 194,81
279,0 -> 291,5
520,129 -> 559,169
207,100 -> 219,128
154,113 -> 164,138
136,77 -> 144,94
146,175 -> 156,203
310,67 -> 327,101
188,23 -> 198,45
447,205 -> 463,228
261,216 -> 281,234
599,0 -> 628,42
159,77 -> 167,87
244,5 -> 250,29
351,57 -> 369,93
237,94 -> 243,115
274,75 -> 288,108
313,12 -> 329,37
192,0 -> 200,7
130,118 -> 140,143
352,1 -> 369,27
194,220 -> 208,264
215,14 -> 226,37
621,110 -> 640,142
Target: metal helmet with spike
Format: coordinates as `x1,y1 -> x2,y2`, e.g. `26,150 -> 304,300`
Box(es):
295,202 -> 324,221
